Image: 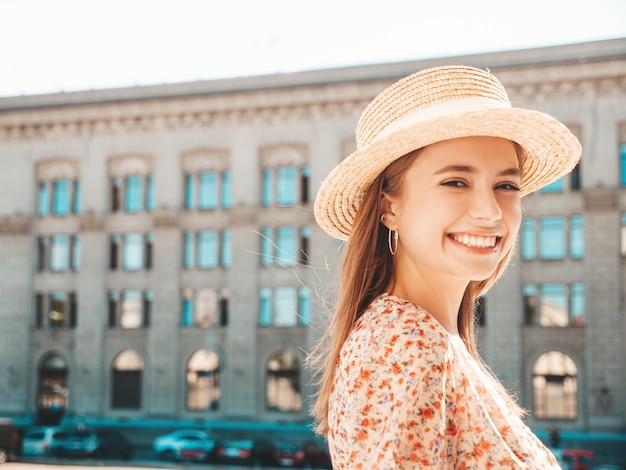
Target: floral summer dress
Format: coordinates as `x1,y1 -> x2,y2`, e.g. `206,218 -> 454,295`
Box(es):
327,294 -> 561,469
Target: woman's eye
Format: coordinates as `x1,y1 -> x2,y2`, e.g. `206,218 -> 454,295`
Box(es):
496,183 -> 520,191
442,180 -> 466,188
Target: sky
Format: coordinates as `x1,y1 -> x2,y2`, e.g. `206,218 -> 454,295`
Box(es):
0,0 -> 625,98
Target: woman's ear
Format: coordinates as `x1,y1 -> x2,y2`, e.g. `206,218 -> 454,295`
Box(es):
379,192 -> 397,229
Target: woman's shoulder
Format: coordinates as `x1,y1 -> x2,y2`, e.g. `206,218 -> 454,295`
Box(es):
355,293 -> 448,343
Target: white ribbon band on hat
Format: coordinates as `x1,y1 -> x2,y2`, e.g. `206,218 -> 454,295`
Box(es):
371,96 -> 511,144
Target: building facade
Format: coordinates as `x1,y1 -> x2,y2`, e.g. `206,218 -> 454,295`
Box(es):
0,38 -> 625,434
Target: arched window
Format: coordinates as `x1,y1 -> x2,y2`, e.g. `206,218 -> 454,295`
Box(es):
266,349 -> 302,412
533,351 -> 578,420
111,350 -> 144,409
37,353 -> 69,425
186,349 -> 220,410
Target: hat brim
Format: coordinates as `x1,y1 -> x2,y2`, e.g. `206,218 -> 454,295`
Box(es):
314,107 -> 582,240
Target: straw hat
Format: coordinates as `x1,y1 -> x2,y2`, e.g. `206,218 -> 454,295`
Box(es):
314,65 -> 582,240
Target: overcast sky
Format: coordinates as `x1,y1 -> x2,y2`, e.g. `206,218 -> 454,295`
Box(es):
1,0 -> 625,97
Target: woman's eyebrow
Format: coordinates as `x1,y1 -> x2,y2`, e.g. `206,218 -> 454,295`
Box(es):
433,165 -> 521,177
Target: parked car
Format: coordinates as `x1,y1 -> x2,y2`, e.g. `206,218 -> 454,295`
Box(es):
0,418 -> 19,464
215,438 -> 275,466
153,429 -> 216,462
561,449 -> 596,470
272,439 -> 332,468
21,426 -> 72,456
93,428 -> 135,460
53,428 -> 99,458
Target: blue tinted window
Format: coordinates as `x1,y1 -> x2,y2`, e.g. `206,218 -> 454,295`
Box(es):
71,235 -> 81,271
221,230 -> 231,268
182,294 -> 193,326
52,180 -> 70,215
73,180 -> 81,214
541,177 -> 565,193
184,174 -> 195,209
274,287 -> 297,326
38,181 -> 50,216
125,176 -> 143,212
539,217 -> 566,260
198,231 -> 218,268
123,233 -> 144,270
222,171 -> 232,209
276,166 -> 297,205
570,215 -> 584,259
198,171 -> 218,209
184,232 -> 195,268
276,227 -> 298,266
521,218 -> 536,260
299,287 -> 311,326
262,169 -> 273,206
146,176 -> 155,212
261,228 -> 273,266
50,234 -> 70,272
259,288 -> 272,326
540,283 -> 568,327
571,283 -> 585,325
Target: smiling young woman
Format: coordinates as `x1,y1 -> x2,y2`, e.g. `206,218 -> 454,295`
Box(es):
308,66 -> 581,469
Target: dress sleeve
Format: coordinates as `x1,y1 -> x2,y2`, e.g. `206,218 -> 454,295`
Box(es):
330,307 -> 457,469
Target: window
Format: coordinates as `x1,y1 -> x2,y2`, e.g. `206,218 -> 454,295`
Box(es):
186,350 -> 220,411
110,233 -> 152,271
259,287 -> 311,327
111,175 -> 154,213
181,288 -> 229,327
108,290 -> 152,329
541,177 -> 565,193
569,215 -> 584,259
266,349 -> 302,412
198,231 -> 218,269
37,354 -> 69,424
259,226 -> 310,267
262,166 -> 310,207
184,170 -> 232,210
35,291 -> 77,329
187,230 -> 231,269
111,350 -> 144,409
184,232 -> 195,268
539,217 -> 566,260
523,283 -> 585,327
533,351 -> 578,420
50,235 -> 70,272
123,233 -> 144,270
524,216 -> 584,261
37,179 -> 81,217
36,235 -> 80,273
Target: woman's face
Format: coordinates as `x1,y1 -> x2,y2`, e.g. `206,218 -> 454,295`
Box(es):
384,136 -> 522,285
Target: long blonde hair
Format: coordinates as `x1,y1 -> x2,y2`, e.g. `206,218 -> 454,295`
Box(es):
308,146 -> 522,435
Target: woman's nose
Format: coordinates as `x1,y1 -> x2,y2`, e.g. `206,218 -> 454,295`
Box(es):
469,187 -> 502,222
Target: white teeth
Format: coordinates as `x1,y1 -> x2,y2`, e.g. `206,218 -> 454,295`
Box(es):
452,234 -> 497,248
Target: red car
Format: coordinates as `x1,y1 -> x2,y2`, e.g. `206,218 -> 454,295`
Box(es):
561,449 -> 596,470
273,439 -> 332,468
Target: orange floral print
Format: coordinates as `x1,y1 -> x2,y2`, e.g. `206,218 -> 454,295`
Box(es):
327,294 -> 561,469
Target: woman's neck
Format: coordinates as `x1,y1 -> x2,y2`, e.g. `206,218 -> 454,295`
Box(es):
389,276 -> 466,335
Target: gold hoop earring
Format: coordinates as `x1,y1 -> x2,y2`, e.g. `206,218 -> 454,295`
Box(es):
388,228 -> 398,255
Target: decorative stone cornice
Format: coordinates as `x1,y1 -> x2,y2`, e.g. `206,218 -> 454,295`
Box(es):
584,187 -> 618,211
153,208 -> 179,228
0,214 -> 31,235
80,212 -> 104,231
